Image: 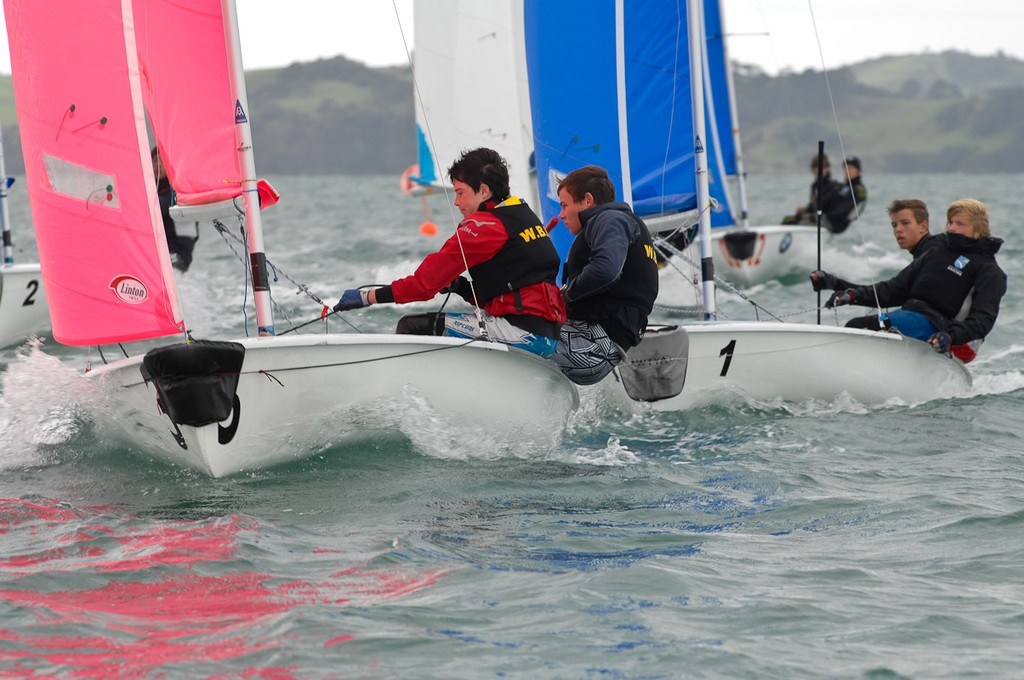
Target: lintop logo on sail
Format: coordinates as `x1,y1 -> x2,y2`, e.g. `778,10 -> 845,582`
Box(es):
110,276 -> 149,304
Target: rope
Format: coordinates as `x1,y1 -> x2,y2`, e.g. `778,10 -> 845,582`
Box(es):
391,0 -> 492,341
212,219 -> 344,336
653,235 -> 786,322
121,337 -> 485,390
805,1 -> 885,321
255,336 -> 482,371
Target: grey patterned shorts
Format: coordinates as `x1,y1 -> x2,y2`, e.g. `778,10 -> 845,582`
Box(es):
547,319 -> 625,385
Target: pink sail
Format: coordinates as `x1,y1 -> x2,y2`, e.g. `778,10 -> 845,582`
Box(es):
4,0 -> 183,345
132,0 -> 243,207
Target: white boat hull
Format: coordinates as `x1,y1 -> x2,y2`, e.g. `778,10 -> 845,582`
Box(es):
710,225 -> 821,286
86,334 -> 579,477
604,322 -> 971,409
0,264 -> 50,348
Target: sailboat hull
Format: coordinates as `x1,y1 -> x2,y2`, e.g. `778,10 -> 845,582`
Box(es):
86,334 -> 579,477
710,225 -> 821,286
604,322 -> 971,409
0,264 -> 50,349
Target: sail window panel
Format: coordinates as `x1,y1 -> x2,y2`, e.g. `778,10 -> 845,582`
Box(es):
43,155 -> 121,209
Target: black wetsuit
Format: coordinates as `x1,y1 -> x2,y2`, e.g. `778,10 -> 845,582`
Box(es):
823,176 -> 867,234
843,232 -> 1006,345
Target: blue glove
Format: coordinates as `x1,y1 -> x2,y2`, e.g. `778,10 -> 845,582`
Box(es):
334,289 -> 371,312
928,331 -> 952,354
825,290 -> 855,309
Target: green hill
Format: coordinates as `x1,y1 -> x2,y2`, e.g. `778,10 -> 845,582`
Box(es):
3,50 -> 1024,176
733,51 -> 1024,173
850,50 -> 1024,98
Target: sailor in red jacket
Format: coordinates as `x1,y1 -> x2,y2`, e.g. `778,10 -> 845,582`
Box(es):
334,148 -> 565,357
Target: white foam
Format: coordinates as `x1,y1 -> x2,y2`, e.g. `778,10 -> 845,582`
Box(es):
0,341 -> 95,469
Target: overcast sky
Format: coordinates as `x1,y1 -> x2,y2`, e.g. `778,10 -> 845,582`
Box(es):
1,1 -> 1023,76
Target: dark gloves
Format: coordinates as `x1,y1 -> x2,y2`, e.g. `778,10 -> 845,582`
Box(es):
928,331 -> 952,354
334,289 -> 371,312
809,270 -> 838,292
442,276 -> 474,303
825,290 -> 855,309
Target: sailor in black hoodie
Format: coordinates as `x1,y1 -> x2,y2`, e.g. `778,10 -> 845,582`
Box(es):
829,198 -> 1006,356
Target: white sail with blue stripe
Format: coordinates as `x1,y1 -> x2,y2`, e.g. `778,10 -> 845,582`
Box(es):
526,0 -> 823,286
525,0 -> 735,262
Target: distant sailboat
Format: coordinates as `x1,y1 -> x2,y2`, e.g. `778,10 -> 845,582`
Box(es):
698,0 -> 824,286
0,113 -> 50,349
402,0 -> 537,214
5,0 -> 578,477
525,0 -> 970,408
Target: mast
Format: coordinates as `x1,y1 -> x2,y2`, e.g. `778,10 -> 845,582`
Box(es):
0,117 -> 12,264
716,1 -> 751,228
614,0 -> 632,206
688,0 -> 716,320
222,0 -> 275,336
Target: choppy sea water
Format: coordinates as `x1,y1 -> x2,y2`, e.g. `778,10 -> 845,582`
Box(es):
1,173 -> 1023,678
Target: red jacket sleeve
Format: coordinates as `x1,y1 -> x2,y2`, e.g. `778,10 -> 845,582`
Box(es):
390,212 -> 508,303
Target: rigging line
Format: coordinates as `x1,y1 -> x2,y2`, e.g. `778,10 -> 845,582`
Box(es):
216,214 -> 372,335
651,301 -> 704,317
658,0 -> 684,218
279,309 -> 362,335
213,218 -> 330,318
280,289 -> 456,337
653,236 -> 786,322
391,0 -> 490,338
237,337 -> 485,372
651,200 -> 714,313
806,0 -> 883,322
206,220 -> 250,325
391,1 -> 475,279
120,339 -> 487,390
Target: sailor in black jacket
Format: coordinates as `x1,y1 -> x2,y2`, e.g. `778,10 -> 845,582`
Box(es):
811,198 -> 935,293
547,165 -> 659,385
829,199 -> 1006,355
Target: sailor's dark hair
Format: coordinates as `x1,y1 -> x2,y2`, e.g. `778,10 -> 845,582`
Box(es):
447,147 -> 510,201
557,165 -> 616,204
887,198 -> 928,226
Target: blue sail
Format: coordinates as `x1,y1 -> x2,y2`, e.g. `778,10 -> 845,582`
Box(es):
415,125 -> 438,185
524,0 -> 735,261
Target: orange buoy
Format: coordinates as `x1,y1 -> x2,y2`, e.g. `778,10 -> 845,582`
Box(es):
419,221 -> 438,236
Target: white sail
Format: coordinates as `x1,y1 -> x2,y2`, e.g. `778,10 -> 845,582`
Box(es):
407,0 -> 534,203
